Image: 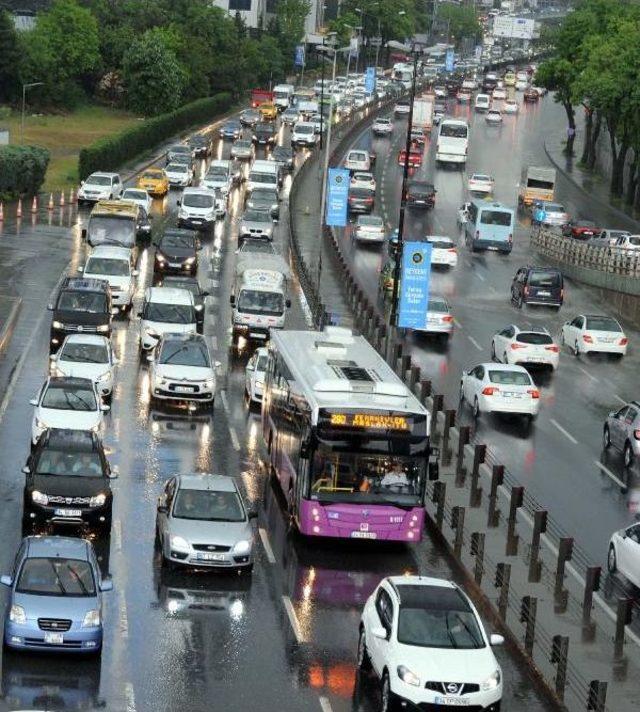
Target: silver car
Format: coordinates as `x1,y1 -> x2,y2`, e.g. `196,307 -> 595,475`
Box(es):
230,139 -> 254,161
156,473 -> 256,572
239,208 -> 274,241
532,201 -> 570,227
603,401 -> 640,468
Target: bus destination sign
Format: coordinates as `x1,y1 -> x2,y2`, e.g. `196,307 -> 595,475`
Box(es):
328,412 -> 409,431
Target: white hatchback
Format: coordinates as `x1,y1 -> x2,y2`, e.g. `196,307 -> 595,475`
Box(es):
121,188 -> 152,214
81,245 -> 138,312
609,523 -> 640,588
491,325 -> 559,370
50,335 -> 117,399
460,362 -> 540,420
468,173 -> 494,194
485,109 -> 502,124
492,88 -> 507,100
354,215 -> 385,244
245,347 -> 268,404
561,314 -> 628,356
503,100 -> 519,114
425,236 -> 458,268
351,172 -> 376,191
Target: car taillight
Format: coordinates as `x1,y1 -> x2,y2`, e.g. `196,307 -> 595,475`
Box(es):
527,389 -> 540,399
441,315 -> 454,322
545,345 -> 560,353
366,197 -> 374,204
634,429 -> 640,440
482,386 -> 499,396
619,337 -> 628,346
511,343 -> 527,350
560,289 -> 564,299
583,334 -> 593,343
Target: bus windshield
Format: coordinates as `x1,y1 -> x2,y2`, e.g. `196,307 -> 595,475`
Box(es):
88,216 -> 136,248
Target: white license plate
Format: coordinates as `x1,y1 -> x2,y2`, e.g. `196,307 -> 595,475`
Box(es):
415,200 -> 425,204
44,632 -> 64,645
537,291 -> 551,296
169,263 -> 182,268
191,220 -> 202,225
488,246 -> 499,251
434,697 -> 469,706
503,392 -> 523,399
249,332 -> 267,339
351,531 -> 377,539
599,338 -> 614,343
197,552 -> 225,562
54,508 -> 82,517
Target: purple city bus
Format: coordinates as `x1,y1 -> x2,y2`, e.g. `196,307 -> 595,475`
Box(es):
262,326 -> 438,541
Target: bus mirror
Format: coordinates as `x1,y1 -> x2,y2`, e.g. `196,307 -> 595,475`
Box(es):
428,460 -> 440,481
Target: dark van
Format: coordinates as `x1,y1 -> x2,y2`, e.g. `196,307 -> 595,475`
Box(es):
49,277 -> 113,352
511,266 -> 564,309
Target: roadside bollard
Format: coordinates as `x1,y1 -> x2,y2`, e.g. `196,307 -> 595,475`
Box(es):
551,635 -> 569,701
506,486 -> 524,556
398,353 -> 411,380
441,409 -> 456,464
0,202 -> 4,221
587,681 -> 608,711
520,595 -> 537,656
471,532 -> 485,585
451,506 -> 465,558
16,198 -> 22,218
469,444 -> 486,507
419,379 -> 432,403
455,425 -> 471,486
554,537 -> 574,613
528,510 -> 548,583
432,481 -> 446,530
60,191 -> 65,207
409,364 -> 420,391
31,195 -> 37,214
431,394 -> 444,445
48,193 -> 54,210
582,566 -> 601,640
614,598 -> 633,660
495,562 -> 511,621
487,465 -> 504,528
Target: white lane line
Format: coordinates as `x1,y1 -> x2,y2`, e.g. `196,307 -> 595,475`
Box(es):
550,418 -> 578,445
476,272 -> 486,282
319,696 -> 334,712
614,394 -> 627,405
467,335 -> 482,350
114,519 -> 123,552
282,595 -> 304,643
221,389 -> 230,414
119,591 -> 129,639
454,318 -> 463,330
259,527 -> 277,564
229,426 -> 241,451
220,391 -> 240,450
577,365 -> 598,383
125,682 -> 136,712
595,460 -> 626,488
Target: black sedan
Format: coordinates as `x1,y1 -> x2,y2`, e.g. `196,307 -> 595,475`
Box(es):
187,134 -> 212,158
153,229 -> 201,277
219,120 -> 242,140
270,146 -> 294,172
158,275 -> 209,333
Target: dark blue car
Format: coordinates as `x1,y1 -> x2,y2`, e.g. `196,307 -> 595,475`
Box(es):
219,120 -> 242,140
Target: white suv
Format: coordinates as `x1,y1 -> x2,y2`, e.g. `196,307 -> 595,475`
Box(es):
358,576 -> 503,712
81,245 -> 138,313
138,287 -> 197,352
77,172 -> 123,203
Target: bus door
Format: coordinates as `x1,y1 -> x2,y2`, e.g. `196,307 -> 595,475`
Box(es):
294,427 -> 312,515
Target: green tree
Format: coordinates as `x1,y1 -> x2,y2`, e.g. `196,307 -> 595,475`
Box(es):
271,0 -> 311,68
434,2 -> 481,44
122,31 -> 185,115
0,10 -> 21,103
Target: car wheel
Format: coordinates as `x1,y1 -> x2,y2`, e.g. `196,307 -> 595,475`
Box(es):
357,627 -> 371,671
459,382 -> 465,405
491,341 -> 496,360
608,544 -> 617,573
574,340 -> 580,357
473,397 -> 481,419
603,426 -> 611,449
624,441 -> 634,469
380,671 -> 397,712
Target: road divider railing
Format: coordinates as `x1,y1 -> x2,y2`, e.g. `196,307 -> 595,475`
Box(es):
288,98 -> 640,712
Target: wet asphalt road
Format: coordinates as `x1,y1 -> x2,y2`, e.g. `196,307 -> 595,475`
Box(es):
330,92 -> 640,584
0,116 -> 552,710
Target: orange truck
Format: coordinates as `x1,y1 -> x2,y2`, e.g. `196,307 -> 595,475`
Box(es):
250,89 -> 274,108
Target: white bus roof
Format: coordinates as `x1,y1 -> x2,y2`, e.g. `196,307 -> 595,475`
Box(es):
270,327 -> 430,418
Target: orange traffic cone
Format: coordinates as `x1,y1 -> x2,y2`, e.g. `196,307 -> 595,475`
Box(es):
16,198 -> 22,218
69,188 -> 75,203
59,191 -> 65,207
31,196 -> 38,214
0,202 -> 3,221
48,193 -> 54,210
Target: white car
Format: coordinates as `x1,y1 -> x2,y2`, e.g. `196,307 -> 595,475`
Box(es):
81,245 -> 138,312
30,376 -> 108,446
291,122 -> 318,148
491,325 -> 559,370
460,362 -> 540,420
417,295 -> 454,339
485,109 -> 502,124
474,94 -> 491,112
608,523 -> 640,587
350,172 -> 376,191
148,333 -> 216,408
372,118 -> 394,136
344,149 -> 371,172
492,88 -> 507,100
138,287 -> 198,352
121,188 -> 152,214
425,236 -> 458,268
358,576 -> 503,712
503,100 -> 519,114
468,173 -> 494,194
515,79 -> 528,91
165,163 -> 192,188
245,347 -> 268,404
77,172 -> 123,203
561,314 -> 628,356
394,101 -> 411,115
354,215 -> 385,244
50,335 -> 117,399
614,234 -> 640,251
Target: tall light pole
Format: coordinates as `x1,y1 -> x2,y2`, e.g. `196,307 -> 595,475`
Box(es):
21,82 -> 43,144
355,4 -> 381,69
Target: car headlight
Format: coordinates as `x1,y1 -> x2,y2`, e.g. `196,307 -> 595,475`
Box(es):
397,665 -> 421,687
82,609 -> 101,628
9,605 -> 26,625
204,377 -> 215,389
170,535 -> 190,552
156,253 -> 166,263
52,320 -> 64,329
233,539 -> 251,555
90,493 -> 107,507
481,669 -> 501,691
32,490 -> 49,506
97,371 -> 111,383
184,256 -> 196,265
154,373 -> 166,386
96,324 -> 109,333
178,209 -> 188,219
35,417 -> 46,430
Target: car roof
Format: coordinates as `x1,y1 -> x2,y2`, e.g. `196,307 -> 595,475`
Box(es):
61,333 -> 110,347
480,362 -> 529,373
88,172 -> 119,179
88,245 -> 131,260
386,575 -> 456,591
176,473 -> 238,492
159,332 -> 207,346
513,325 -> 550,335
60,277 -> 110,292
25,535 -> 89,560
145,287 -> 194,305
161,228 -> 197,240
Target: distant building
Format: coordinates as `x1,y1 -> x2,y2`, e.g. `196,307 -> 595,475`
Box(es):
0,0 -> 50,30
210,0 -> 267,28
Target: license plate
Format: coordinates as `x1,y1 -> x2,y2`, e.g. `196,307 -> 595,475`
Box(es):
434,697 -> 469,706
169,262 -> 181,268
191,220 -> 202,225
488,246 -> 499,251
537,291 -> 551,296
174,386 -> 194,393
54,508 -> 82,517
415,200 -> 425,204
351,531 -> 377,539
503,392 -> 523,399
44,632 -> 64,645
197,552 -> 225,562
250,332 -> 267,339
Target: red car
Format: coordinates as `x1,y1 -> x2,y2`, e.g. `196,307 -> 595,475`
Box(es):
398,149 -> 423,168
562,220 -> 600,240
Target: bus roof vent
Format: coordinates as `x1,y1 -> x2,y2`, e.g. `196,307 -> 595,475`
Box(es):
314,340 -> 348,356
340,365 -> 374,383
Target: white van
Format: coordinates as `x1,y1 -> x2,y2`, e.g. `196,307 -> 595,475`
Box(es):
436,120 -> 469,166
177,186 -> 224,230
246,162 -> 280,194
291,122 -> 318,148
474,94 -> 491,112
82,245 -> 137,313
138,287 -> 197,352
251,159 -> 281,186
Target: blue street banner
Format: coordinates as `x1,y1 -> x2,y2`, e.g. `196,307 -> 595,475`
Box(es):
365,66 -> 376,95
474,44 -> 483,60
445,48 -> 455,72
325,168 -> 350,227
294,45 -> 305,67
398,241 -> 432,329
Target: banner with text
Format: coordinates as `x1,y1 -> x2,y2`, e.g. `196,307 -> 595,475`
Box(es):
398,241 -> 432,329
325,168 -> 350,227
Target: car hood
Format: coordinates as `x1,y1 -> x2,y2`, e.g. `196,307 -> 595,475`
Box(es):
12,590 -> 98,621
181,205 -> 215,216
36,408 -> 101,431
393,642 -> 499,684
157,246 -> 193,260
169,516 -> 252,547
143,320 -> 196,335
242,220 -> 273,231
32,473 -> 108,497
83,274 -> 132,291
248,199 -> 276,210
53,310 -> 107,326
56,361 -> 110,381
154,364 -> 214,382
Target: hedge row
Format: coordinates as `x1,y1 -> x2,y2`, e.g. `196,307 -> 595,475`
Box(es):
78,93 -> 233,181
0,145 -> 50,199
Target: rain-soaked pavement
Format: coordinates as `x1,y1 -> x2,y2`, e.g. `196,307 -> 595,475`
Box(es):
0,114 -> 555,711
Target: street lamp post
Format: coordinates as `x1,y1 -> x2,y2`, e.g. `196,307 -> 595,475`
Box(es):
21,82 -> 43,144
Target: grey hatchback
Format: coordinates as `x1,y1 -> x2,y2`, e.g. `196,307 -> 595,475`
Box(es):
156,473 -> 257,572
603,401 -> 640,468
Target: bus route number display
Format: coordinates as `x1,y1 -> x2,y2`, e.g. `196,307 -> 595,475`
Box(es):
329,412 -> 409,431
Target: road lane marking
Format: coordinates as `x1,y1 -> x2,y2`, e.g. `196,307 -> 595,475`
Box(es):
220,391 -> 241,450
595,460 -> 626,488
229,426 -> 241,451
259,527 -> 276,564
467,335 -> 482,350
319,696 -> 333,712
125,682 -> 136,712
550,418 -> 578,444
454,318 -> 463,329
114,519 -> 122,552
119,591 -> 129,639
577,365 -> 598,383
476,272 -> 486,282
282,595 -> 304,643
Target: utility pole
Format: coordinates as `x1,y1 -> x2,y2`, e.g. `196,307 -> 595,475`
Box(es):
21,82 -> 43,145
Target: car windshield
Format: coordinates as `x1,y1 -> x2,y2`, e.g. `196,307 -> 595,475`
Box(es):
629,237 -> 640,246
428,240 -> 453,249
488,370 -> 532,386
87,216 -> 135,248
480,210 -> 511,226
87,176 -> 112,186
243,209 -> 271,223
145,303 -> 193,324
17,558 -> 96,597
529,270 -> 560,287
41,384 -> 97,411
182,194 -> 214,209
256,354 -> 268,371
206,169 -> 227,180
586,316 -> 622,332
162,233 -> 196,249
545,204 -> 565,212
250,174 -> 277,185
159,340 -> 210,367
85,258 -> 129,277
440,124 -> 467,138
57,290 -> 107,314
473,175 -> 491,181
235,141 -> 252,149
142,171 -> 163,180
350,188 -> 374,198
348,152 -> 367,162
516,332 -> 553,345
173,489 -> 244,522
170,146 -> 189,154
35,449 -> 103,477
238,289 -> 284,315
251,190 -> 277,202
60,342 -> 108,364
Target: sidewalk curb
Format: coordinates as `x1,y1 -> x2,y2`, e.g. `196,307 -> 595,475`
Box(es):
543,138 -> 640,229
0,297 -> 22,356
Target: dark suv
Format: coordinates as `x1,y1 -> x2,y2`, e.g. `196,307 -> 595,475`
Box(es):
406,180 -> 436,209
253,122 -> 276,146
49,277 -> 113,352
22,428 -> 117,532
511,266 -> 564,309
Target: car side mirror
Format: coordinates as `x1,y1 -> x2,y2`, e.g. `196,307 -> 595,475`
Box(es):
99,577 -> 114,592
49,354 -> 57,362
147,353 -> 155,363
371,625 -> 388,640
22,465 -> 30,474
176,199 -> 181,206
47,303 -> 54,311
202,290 -> 210,297
29,398 -> 38,406
101,404 -> 110,412
0,575 -> 13,587
137,311 -> 143,318
77,265 -> 84,272
111,308 -> 119,316
490,633 -> 504,646
248,509 -> 258,520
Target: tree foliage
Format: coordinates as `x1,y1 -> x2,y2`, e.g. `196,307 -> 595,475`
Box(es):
0,10 -> 21,103
435,2 -> 482,43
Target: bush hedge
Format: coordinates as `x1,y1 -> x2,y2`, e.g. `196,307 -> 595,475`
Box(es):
78,93 -> 233,180
0,145 -> 50,198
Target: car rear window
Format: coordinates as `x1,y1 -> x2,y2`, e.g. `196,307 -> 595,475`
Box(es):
528,270 -> 561,287
516,332 -> 553,345
480,210 -> 512,226
585,317 -> 622,332
429,299 -> 449,312
488,370 -> 532,386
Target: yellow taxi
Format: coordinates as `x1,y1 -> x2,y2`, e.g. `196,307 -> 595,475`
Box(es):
259,103 -> 278,121
137,168 -> 169,197
504,71 -> 516,87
